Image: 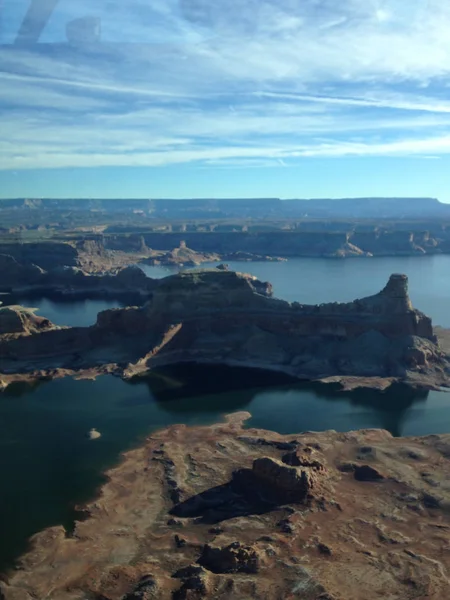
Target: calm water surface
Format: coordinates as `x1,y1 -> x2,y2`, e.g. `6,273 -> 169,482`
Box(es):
3,255 -> 449,327
0,366 -> 449,570
141,254 -> 450,326
1,297 -> 124,327
1,255 -> 450,571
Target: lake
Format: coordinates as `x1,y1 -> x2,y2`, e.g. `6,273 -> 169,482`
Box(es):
3,255 -> 450,327
0,364 -> 448,571
0,296 -> 124,327
1,254 -> 450,572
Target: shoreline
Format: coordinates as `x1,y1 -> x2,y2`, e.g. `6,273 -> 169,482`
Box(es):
3,411 -> 450,598
1,357 -> 448,394
2,269 -> 450,394
2,321 -> 450,393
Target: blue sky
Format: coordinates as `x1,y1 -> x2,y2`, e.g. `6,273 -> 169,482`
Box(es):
2,0 -> 450,199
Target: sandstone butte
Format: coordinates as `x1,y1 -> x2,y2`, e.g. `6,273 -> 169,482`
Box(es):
0,269 -> 449,392
2,412 -> 450,599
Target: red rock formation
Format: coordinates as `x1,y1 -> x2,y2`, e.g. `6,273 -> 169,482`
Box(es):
0,306 -> 54,335
3,413 -> 450,598
0,271 -> 448,391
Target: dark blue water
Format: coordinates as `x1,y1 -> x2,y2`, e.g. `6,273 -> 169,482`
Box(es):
0,364 -> 449,571
3,255 -> 449,327
1,297 -> 124,327
1,255 -> 450,572
140,254 -> 450,327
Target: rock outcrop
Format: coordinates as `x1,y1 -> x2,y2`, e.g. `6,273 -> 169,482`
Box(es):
198,542 -> 260,574
141,242 -> 221,267
4,412 -> 450,598
0,271 -> 448,391
233,456 -> 318,504
0,242 -> 78,270
0,253 -> 44,288
0,257 -> 158,303
0,306 -> 54,335
136,228 -> 450,258
4,198 -> 450,260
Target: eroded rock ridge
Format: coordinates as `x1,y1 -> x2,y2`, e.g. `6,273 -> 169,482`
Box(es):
0,270 -> 448,390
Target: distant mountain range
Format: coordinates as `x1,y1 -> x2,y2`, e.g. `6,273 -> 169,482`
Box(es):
1,197 -> 449,220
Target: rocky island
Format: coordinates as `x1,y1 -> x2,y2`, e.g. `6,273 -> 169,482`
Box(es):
0,269 -> 449,392
2,411 -> 450,599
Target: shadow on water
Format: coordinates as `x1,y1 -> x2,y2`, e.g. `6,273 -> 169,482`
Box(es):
1,379 -> 49,398
128,364 -> 297,405
134,364 -> 429,437
0,363 -> 436,574
305,382 -> 429,437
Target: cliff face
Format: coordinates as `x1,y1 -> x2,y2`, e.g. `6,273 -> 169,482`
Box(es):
136,229 -> 450,258
146,269 -> 273,314
0,257 -> 157,302
4,226 -> 450,276
0,254 -> 44,288
0,270 -> 448,391
142,271 -> 432,341
132,271 -> 440,382
4,412 -> 450,599
1,196 -> 449,218
0,306 -> 54,335
0,242 -> 78,270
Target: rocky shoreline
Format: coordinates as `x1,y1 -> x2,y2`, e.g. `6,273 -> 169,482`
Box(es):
1,269 -> 449,393
3,411 -> 450,599
1,265 -> 450,598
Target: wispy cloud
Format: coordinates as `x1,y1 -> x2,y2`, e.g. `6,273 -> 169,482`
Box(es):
2,0 -> 450,172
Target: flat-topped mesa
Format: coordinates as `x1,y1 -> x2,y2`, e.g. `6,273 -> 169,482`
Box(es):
142,270 -> 433,338
146,269 -> 274,315
1,269 -> 447,391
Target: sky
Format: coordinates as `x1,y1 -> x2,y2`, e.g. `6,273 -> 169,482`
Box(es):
1,0 -> 450,200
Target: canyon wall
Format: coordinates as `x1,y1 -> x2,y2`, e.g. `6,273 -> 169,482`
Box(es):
0,242 -> 78,270
1,270 -> 447,390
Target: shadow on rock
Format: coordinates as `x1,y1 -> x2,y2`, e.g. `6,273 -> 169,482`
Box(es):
170,455 -> 316,524
169,480 -> 275,524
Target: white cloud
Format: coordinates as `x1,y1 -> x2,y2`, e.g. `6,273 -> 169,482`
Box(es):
2,0 -> 450,171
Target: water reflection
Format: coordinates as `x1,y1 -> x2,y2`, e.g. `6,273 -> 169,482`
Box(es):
0,365 -> 443,573
303,383 -> 429,437
130,364 -> 296,402
6,365 -> 430,436
1,379 -> 47,398
136,364 -> 430,438
2,296 -> 124,327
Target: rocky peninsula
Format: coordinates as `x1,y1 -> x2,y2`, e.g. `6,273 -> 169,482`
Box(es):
3,411 -> 450,599
0,269 -> 449,392
0,252 -> 157,303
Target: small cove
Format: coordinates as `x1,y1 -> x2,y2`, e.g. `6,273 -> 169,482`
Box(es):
0,296 -> 124,327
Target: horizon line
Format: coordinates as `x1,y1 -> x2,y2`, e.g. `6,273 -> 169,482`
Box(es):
0,196 -> 441,202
